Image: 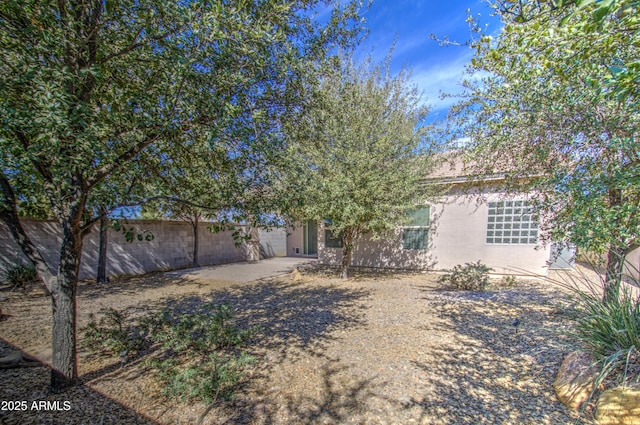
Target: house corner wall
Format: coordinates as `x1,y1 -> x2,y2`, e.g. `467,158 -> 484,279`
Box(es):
316,189 -> 551,276
429,191 -> 550,276
286,224 -> 305,257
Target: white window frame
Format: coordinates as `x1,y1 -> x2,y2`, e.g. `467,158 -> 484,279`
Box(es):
402,206 -> 430,250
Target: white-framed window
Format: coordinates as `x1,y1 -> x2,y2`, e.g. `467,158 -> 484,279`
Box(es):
486,200 -> 538,245
402,207 -> 430,250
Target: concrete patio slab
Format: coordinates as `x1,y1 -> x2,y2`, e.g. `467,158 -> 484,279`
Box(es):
166,256 -> 317,283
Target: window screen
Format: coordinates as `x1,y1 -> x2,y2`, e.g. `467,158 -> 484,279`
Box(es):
402,206 -> 430,250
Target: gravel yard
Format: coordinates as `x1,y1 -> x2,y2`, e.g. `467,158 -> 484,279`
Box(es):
0,266 -> 590,424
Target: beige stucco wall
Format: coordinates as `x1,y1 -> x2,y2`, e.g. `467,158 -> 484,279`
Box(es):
624,247 -> 640,279
286,225 -> 305,256
317,189 -> 552,276
318,225 -> 436,270
429,191 -> 550,275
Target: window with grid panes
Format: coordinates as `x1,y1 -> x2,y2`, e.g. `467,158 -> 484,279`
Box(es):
486,201 -> 538,244
402,207 -> 430,250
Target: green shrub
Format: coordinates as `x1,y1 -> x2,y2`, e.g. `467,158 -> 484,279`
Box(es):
81,308 -> 147,356
548,261 -> 640,407
4,262 -> 39,290
439,261 -> 493,291
150,352 -> 255,403
568,279 -> 640,386
82,303 -> 260,402
148,303 -> 259,352
146,302 -> 260,403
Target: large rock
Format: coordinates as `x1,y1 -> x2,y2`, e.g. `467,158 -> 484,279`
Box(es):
554,350 -> 600,410
596,383 -> 640,425
290,269 -> 302,282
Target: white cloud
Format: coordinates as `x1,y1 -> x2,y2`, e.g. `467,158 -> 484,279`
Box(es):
409,49 -> 478,114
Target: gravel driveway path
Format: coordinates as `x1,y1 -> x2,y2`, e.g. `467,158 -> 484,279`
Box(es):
0,267 -> 589,424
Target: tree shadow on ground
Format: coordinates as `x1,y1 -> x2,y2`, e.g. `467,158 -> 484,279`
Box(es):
225,351 -> 380,425
299,262 -> 425,283
130,277 -> 374,424
407,283 -> 587,424
2,268 -> 375,424
141,278 -> 371,358
0,338 -> 160,425
79,272 -> 197,300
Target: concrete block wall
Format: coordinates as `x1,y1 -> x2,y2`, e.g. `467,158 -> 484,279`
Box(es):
0,220 -> 62,278
258,228 -> 287,258
0,219 -> 285,281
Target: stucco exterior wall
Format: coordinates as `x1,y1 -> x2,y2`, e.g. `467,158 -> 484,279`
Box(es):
429,191 -> 550,275
0,219 -> 286,281
624,247 -> 640,279
286,225 -> 305,256
318,225 -> 436,270
317,190 -> 552,276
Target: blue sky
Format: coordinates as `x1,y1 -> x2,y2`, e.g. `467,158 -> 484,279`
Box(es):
352,0 -> 502,121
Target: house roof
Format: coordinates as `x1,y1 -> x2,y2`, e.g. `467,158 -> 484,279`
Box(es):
427,151 -> 507,185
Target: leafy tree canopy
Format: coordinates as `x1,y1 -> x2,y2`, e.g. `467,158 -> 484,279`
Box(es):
449,1 -> 639,298
0,0 -> 365,390
284,54 -> 439,278
492,0 -> 640,104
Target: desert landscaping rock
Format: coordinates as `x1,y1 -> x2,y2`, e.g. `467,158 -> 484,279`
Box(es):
554,350 -> 600,411
290,268 -> 303,282
596,383 -> 640,425
0,267 -> 592,424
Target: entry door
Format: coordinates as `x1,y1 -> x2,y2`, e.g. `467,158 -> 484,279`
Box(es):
303,220 -> 318,255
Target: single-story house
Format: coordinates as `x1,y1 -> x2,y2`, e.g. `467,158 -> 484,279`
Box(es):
286,158 -> 575,276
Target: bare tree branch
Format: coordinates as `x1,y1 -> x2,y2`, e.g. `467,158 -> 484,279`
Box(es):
97,27 -> 177,65
0,172 -> 55,291
86,134 -> 161,190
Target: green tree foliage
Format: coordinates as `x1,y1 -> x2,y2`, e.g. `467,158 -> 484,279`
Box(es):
449,2 -> 639,301
285,55 -> 438,278
140,124 -> 295,266
139,134 -> 237,268
493,0 -> 640,105
0,0 -> 364,391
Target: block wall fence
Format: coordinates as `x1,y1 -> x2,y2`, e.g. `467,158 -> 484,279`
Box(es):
0,219 -> 287,281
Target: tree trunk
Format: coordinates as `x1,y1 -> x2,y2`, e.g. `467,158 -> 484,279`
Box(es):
603,246 -> 626,304
192,214 -> 200,268
96,212 -> 108,283
340,228 -> 354,279
602,188 -> 627,304
50,226 -> 82,392
0,174 -> 55,292
245,216 -> 260,263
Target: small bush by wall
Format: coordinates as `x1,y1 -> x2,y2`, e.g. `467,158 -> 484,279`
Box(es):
439,261 -> 493,291
4,262 -> 39,290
